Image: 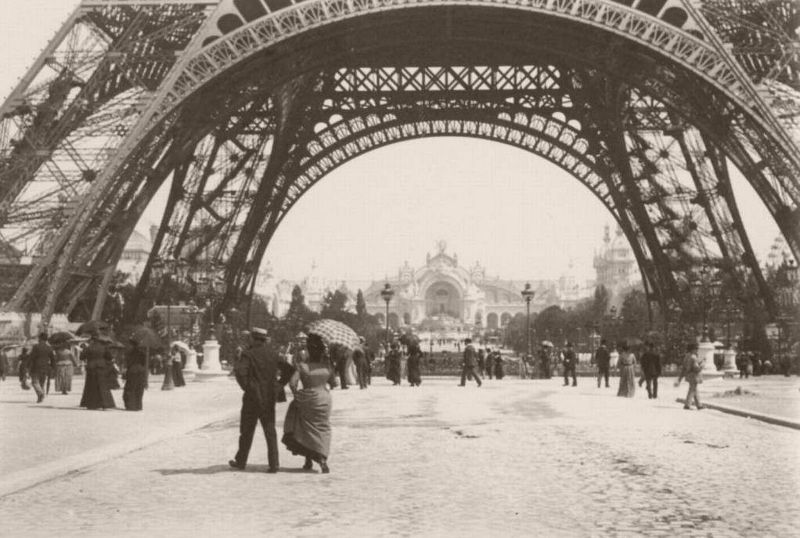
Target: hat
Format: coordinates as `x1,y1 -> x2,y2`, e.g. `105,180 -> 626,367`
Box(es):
464,338 -> 472,344
97,335 -> 113,344
251,327 -> 268,339
359,336 -> 365,343
566,341 -> 573,347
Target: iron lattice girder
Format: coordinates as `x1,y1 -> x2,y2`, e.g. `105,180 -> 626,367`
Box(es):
0,2 -> 210,253
4,1 -> 799,322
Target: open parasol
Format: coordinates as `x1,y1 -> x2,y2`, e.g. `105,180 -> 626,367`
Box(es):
49,331 -> 78,346
305,319 -> 360,351
76,320 -> 111,337
541,340 -> 554,347
129,325 -> 163,348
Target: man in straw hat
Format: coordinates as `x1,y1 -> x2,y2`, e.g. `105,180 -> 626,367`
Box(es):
230,327 -> 295,473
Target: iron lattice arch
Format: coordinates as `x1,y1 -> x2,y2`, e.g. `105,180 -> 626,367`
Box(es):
0,0 -> 797,329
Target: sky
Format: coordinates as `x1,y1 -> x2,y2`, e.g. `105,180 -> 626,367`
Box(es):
0,1 -> 783,284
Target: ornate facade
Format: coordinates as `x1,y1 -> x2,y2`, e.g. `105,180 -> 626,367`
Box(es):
593,224 -> 641,310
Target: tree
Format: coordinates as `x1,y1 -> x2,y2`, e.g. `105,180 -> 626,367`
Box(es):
592,285 -> 609,318
620,289 -> 650,338
321,289 -> 348,317
356,289 -> 367,318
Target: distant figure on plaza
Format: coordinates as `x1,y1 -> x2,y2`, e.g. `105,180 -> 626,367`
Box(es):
593,339 -> 611,388
562,342 -> 577,387
171,346 -> 186,387
477,348 -> 487,377
675,342 -> 703,410
29,333 -> 55,403
459,338 -> 482,387
0,347 -> 6,386
485,347 -> 494,380
123,338 -> 148,411
386,342 -> 402,386
229,327 -> 295,473
282,333 -> 332,473
353,337 -> 369,389
335,345 -> 351,390
639,342 -> 661,399
539,343 -> 552,379
18,347 -> 30,390
616,342 -> 637,398
736,351 -> 751,379
492,349 -> 505,380
79,335 -> 116,410
54,343 -> 78,395
407,344 -> 422,387
365,344 -> 375,385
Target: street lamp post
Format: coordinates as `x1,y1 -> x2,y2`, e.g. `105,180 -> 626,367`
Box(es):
521,283 -> 535,361
380,283 -> 394,349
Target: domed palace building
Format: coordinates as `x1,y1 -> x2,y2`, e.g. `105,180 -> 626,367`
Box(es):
360,241 -> 562,331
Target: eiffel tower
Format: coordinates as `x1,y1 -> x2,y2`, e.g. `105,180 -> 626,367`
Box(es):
0,0 -> 797,334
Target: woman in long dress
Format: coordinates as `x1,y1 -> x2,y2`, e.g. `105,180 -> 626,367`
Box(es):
407,344 -> 422,387
54,344 -> 78,394
171,346 -> 186,387
494,351 -> 505,380
79,335 -> 116,410
282,333 -> 332,473
616,342 -> 637,398
123,339 -> 148,411
386,342 -> 402,386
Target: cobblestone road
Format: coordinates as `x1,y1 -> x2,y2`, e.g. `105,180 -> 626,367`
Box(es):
1,377 -> 798,537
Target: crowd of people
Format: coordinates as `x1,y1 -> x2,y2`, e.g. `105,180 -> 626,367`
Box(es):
5,331 -> 191,412
1,320 -> 795,478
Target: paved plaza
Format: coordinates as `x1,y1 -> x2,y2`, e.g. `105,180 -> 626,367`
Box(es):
1,374 -> 798,537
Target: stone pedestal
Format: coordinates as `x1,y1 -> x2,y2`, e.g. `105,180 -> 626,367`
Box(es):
196,339 -> 226,381
182,349 -> 198,382
698,340 -> 722,379
722,349 -> 738,375
201,339 -> 221,372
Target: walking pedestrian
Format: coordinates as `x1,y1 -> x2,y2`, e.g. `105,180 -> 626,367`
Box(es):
492,349 -> 505,380
562,342 -> 577,387
29,333 -> 55,403
229,327 -> 295,473
639,342 -> 661,399
386,342 -> 402,386
123,338 -> 147,411
675,342 -> 703,410
616,341 -> 637,398
353,337 -> 369,389
282,332 -> 332,473
0,347 -> 6,387
18,347 -> 30,390
171,345 -> 186,387
539,344 -> 552,379
407,344 -> 422,387
54,343 -> 78,395
79,334 -> 116,410
594,339 -> 611,388
458,338 -> 482,387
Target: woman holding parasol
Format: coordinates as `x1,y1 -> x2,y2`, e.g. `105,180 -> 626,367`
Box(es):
282,319 -> 356,473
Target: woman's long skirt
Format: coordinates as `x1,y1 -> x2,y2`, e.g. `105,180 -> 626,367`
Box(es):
80,367 -> 116,409
123,367 -> 147,411
617,365 -> 636,398
54,363 -> 74,394
172,362 -> 186,387
282,388 -> 332,462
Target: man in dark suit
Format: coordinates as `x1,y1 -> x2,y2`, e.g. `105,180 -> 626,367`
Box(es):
594,340 -> 611,388
230,327 -> 295,473
458,338 -> 482,387
639,342 -> 662,399
29,333 -> 55,403
562,342 -> 577,387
